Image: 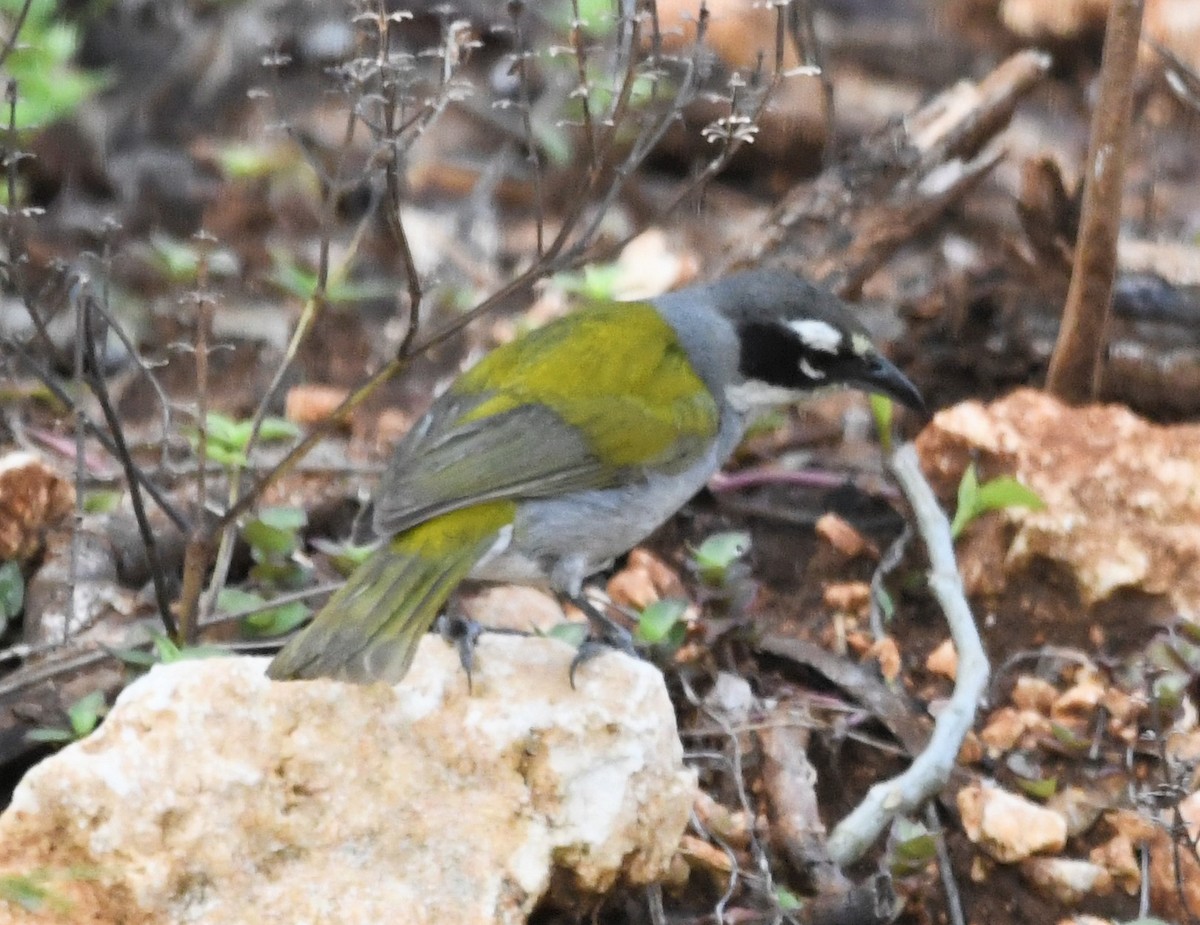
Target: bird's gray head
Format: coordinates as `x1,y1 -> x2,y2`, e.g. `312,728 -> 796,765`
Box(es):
692,269 -> 926,415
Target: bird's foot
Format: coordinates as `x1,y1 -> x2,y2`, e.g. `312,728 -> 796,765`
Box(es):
567,595 -> 640,689
437,610 -> 534,691
436,611 -> 484,692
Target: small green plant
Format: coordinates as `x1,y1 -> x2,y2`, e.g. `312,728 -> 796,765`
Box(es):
112,633 -> 227,670
26,691 -> 106,744
242,505 -> 309,588
949,462 -> 1044,539
691,531 -> 751,587
0,0 -> 105,132
886,817 -> 938,878
633,598 -> 688,648
269,250 -> 393,305
774,885 -> 804,912
310,538 -> 375,577
553,263 -> 624,302
189,411 -> 300,467
217,587 -> 309,639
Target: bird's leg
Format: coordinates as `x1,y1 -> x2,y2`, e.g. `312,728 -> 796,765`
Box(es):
436,589 -> 534,691
567,592 -> 640,688
436,601 -> 484,692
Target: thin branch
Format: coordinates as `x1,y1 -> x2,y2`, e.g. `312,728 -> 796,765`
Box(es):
0,336 -> 189,532
1045,0 -> 1144,402
0,0 -> 34,70
76,285 -> 177,637
826,443 -> 987,866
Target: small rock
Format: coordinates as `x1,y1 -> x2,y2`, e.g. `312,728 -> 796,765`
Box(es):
1011,675 -> 1058,713
815,513 -> 876,559
0,452 -> 74,562
924,638 -> 958,681
1089,833 -> 1141,895
0,638 -> 696,925
958,780 -> 1067,862
1021,857 -> 1112,905
285,383 -> 350,428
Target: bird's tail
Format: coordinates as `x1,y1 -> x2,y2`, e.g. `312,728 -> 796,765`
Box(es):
266,500 -> 516,684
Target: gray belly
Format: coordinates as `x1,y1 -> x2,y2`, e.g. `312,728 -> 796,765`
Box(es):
468,416 -> 742,595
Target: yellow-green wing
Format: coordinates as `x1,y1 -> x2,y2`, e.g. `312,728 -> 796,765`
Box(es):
373,299 -> 720,536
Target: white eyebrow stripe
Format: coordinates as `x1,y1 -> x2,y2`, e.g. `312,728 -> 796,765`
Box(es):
788,319 -> 842,353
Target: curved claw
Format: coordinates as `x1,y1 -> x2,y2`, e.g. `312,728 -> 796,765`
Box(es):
437,612 -> 484,692
566,593 -> 641,689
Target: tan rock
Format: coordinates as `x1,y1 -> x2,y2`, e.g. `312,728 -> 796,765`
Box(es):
958,780 -> 1068,862
815,513 -> 876,559
1046,786 -> 1107,839
915,389 -> 1200,633
1021,856 -> 1113,904
868,635 -> 902,683
979,706 -> 1050,754
925,638 -> 958,681
822,581 -> 871,616
1090,833 -> 1141,894
1011,675 -> 1058,713
0,452 -> 74,562
0,639 -> 696,925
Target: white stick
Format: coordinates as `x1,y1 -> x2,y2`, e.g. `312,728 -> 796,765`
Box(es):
826,442 -> 989,865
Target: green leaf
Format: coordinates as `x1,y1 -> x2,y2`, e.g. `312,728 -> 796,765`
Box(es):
774,885 -> 804,911
148,234 -> 201,282
554,263 -> 623,301
216,587 -> 267,614
950,463 -> 1044,538
949,463 -> 979,538
202,412 -> 252,450
148,633 -> 226,664
270,251 -> 320,300
82,490 -> 122,514
256,417 -> 302,442
692,531 -> 751,584
973,477 -> 1045,516
546,622 -> 589,647
66,691 -> 106,738
869,393 -> 894,453
1016,776 -> 1058,800
311,539 -> 375,576
0,560 -> 24,622
25,727 -> 75,744
243,506 -> 306,557
634,599 -> 687,645
242,600 -> 310,638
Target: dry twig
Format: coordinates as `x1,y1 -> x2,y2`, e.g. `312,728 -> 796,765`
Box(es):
826,443 -> 986,866
1046,0 -> 1145,402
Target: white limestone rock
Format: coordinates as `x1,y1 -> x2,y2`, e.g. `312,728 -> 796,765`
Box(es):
0,637 -> 696,925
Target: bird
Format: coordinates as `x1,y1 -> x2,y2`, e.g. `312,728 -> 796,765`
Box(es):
267,269 -> 925,685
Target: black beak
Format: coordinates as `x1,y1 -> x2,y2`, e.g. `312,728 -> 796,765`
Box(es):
859,352 -> 928,418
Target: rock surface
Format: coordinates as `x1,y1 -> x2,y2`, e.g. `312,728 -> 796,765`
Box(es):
958,780 -> 1067,863
916,388 -> 1200,637
0,638 -> 696,925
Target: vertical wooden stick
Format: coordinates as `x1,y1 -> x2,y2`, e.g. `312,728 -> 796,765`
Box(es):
1045,0 -> 1145,403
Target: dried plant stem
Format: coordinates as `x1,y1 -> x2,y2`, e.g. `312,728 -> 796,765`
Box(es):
1045,0 -> 1144,403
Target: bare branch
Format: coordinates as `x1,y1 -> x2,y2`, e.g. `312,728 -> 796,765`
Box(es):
826,443 -> 987,866
1046,0 -> 1145,402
